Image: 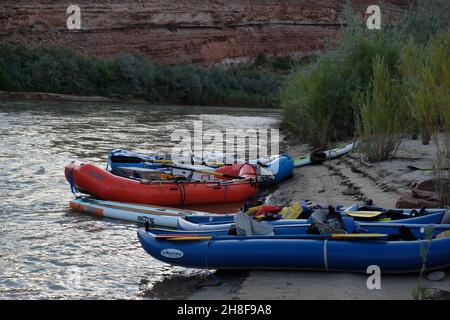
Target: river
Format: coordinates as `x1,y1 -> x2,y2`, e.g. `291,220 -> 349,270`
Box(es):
0,100 -> 281,299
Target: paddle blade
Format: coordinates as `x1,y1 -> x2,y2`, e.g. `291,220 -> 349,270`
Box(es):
344,211 -> 383,218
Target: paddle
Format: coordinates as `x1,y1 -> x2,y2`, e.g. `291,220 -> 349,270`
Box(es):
155,233 -> 388,241
407,165 -> 450,171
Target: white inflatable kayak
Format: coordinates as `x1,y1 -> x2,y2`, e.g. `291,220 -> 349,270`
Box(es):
69,197 -> 225,227
293,142 -> 355,168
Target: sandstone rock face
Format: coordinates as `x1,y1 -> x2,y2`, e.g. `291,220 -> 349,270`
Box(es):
0,0 -> 411,65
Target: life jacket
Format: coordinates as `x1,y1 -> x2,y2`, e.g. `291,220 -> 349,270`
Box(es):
307,206 -> 360,234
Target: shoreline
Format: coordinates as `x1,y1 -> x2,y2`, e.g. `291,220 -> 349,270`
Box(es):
0,90 -> 280,109
0,90 -> 149,105
173,137 -> 450,300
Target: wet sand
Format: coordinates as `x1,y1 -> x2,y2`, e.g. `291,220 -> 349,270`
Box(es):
185,137 -> 450,300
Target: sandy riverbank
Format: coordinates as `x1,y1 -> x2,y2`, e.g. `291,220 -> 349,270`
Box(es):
182,137 -> 450,300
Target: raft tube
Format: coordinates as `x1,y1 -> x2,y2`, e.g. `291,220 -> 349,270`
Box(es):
65,160 -> 259,207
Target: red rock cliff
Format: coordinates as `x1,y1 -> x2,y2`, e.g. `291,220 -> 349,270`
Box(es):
0,0 -> 411,65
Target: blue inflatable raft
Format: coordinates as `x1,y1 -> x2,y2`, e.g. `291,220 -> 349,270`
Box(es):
138,223 -> 450,273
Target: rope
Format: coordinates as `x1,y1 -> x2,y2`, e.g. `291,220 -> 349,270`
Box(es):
180,183 -> 186,208
175,181 -> 186,208
67,169 -> 78,196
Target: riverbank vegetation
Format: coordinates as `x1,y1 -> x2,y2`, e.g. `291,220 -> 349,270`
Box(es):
0,46 -> 296,108
280,0 -> 449,159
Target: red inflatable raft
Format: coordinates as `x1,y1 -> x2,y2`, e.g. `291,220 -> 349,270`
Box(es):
64,161 -> 259,206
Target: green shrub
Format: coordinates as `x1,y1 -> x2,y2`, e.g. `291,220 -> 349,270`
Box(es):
355,56 -> 404,162
0,44 -> 283,107
280,0 -> 449,149
394,0 -> 450,45
281,57 -> 350,147
254,53 -> 268,66
271,56 -> 294,71
280,33 -> 400,147
401,32 -> 450,204
401,32 -> 450,144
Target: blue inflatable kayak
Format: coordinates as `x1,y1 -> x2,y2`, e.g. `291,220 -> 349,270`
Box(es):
146,222 -> 450,239
184,205 -> 450,228
138,223 -> 450,273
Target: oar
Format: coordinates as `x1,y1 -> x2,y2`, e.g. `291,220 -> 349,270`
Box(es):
146,162 -> 247,180
151,159 -> 228,167
407,165 -> 450,171
155,233 -> 388,241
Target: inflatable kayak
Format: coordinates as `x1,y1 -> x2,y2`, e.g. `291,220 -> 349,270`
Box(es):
68,195 -> 449,227
293,142 -> 355,168
176,208 -> 450,232
182,204 -> 450,229
147,221 -> 450,238
65,160 -> 259,207
69,197 -> 234,226
138,224 -> 450,273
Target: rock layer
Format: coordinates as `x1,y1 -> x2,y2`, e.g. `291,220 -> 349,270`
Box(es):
0,0 -> 411,65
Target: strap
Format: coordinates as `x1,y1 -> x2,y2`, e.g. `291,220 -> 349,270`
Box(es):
323,240 -> 328,271
67,169 -> 78,196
